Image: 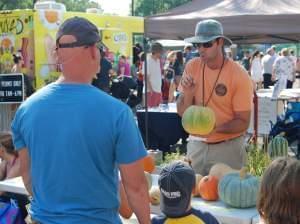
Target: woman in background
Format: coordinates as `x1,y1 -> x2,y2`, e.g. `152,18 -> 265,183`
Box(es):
250,50 -> 263,89
0,132 -> 29,219
11,54 -> 35,97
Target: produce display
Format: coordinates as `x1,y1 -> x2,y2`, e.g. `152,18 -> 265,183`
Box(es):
142,154 -> 156,173
218,168 -> 260,208
209,163 -> 239,180
267,134 -> 289,158
149,186 -> 160,205
182,105 -> 216,135
198,175 -> 219,201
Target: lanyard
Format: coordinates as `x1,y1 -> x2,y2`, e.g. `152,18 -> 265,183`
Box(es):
202,57 -> 225,106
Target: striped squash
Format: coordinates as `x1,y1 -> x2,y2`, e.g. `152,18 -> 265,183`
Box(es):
218,168 -> 260,208
268,135 -> 288,158
181,106 -> 216,135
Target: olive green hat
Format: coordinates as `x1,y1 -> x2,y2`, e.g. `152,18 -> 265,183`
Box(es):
185,19 -> 232,45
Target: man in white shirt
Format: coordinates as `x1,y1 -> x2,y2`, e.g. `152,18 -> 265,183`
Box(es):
143,42 -> 163,107
262,48 -> 277,89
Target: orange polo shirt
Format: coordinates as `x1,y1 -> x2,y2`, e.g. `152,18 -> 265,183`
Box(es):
178,57 -> 253,143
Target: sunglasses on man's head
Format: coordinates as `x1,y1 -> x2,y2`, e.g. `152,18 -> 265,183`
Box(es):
193,39 -> 218,49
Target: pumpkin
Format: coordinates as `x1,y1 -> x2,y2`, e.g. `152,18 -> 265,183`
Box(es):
267,134 -> 288,159
198,175 -> 219,201
144,171 -> 152,190
182,105 -> 216,135
193,173 -> 203,197
142,155 -> 155,173
209,163 -> 239,180
149,186 -> 160,205
119,181 -> 133,219
218,168 -> 260,208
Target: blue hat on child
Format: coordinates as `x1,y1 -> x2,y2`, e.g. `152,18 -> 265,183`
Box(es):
158,161 -> 195,217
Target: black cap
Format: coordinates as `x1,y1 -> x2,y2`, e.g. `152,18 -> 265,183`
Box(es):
56,17 -> 100,48
159,161 -> 195,217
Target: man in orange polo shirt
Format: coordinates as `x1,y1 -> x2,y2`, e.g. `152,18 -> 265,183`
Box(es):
177,19 -> 253,175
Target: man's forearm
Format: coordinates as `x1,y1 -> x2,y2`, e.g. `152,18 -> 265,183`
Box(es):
176,92 -> 193,116
125,180 -> 150,224
215,118 -> 249,134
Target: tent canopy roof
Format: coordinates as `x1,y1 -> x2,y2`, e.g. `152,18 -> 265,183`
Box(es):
145,0 -> 300,43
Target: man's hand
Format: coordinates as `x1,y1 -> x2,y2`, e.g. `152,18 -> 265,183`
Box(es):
180,74 -> 195,94
177,74 -> 195,116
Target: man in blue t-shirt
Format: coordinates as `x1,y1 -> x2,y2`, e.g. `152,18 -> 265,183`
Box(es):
11,17 -> 150,224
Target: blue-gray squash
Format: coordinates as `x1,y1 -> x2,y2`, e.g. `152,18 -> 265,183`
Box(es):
218,168 -> 260,208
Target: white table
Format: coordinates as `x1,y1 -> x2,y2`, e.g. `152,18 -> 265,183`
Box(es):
0,177 -> 28,195
251,215 -> 261,224
0,176 -> 260,224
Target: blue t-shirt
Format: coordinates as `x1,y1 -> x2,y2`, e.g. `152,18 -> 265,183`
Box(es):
11,83 -> 147,224
151,208 -> 219,224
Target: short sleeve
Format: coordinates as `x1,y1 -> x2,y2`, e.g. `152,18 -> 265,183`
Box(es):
115,107 -> 147,164
232,66 -> 253,112
11,108 -> 26,150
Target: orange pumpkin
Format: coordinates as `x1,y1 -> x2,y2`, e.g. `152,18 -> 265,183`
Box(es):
198,175 -> 219,201
119,181 -> 133,219
142,155 -> 155,173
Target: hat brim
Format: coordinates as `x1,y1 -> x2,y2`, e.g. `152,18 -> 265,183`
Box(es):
184,35 -> 232,46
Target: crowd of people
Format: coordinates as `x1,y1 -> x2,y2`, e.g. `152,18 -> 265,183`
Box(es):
241,46 -> 300,90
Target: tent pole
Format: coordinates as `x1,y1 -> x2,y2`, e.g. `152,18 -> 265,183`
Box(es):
143,34 -> 149,150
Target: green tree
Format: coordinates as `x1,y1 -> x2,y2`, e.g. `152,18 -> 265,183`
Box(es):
56,0 -> 102,12
0,0 -> 102,12
0,0 -> 33,10
133,0 -> 192,16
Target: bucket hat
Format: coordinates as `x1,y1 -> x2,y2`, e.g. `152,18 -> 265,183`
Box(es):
185,19 -> 232,46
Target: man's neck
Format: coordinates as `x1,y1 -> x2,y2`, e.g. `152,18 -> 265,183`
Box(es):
56,76 -> 92,84
206,54 -> 225,70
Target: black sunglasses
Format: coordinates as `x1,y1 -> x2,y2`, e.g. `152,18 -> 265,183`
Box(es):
193,39 -> 218,49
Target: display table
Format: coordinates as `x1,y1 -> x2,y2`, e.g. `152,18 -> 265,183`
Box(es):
0,177 -> 28,195
248,88 -> 300,135
0,176 -> 260,224
251,215 -> 261,224
136,103 -> 188,152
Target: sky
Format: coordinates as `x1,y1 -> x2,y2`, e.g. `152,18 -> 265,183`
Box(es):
96,0 -> 131,16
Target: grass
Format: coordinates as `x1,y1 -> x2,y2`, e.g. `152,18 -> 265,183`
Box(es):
246,143 -> 272,177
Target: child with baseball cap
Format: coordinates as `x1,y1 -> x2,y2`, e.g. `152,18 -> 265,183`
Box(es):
152,161 -> 219,224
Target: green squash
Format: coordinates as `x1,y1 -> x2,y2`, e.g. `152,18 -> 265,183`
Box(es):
268,135 -> 288,159
181,105 -> 216,135
218,168 -> 260,208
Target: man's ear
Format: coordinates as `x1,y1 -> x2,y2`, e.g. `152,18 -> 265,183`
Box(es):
90,45 -> 100,60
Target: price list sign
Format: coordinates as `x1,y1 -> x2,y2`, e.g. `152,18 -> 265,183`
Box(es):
0,73 -> 24,104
